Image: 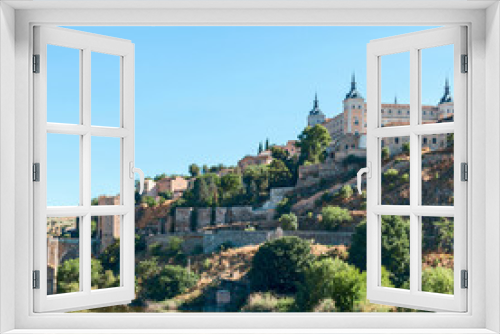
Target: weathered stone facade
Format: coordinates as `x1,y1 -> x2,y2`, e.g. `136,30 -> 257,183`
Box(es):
196,208 -> 212,231
175,207 -> 192,232
214,207 -> 228,225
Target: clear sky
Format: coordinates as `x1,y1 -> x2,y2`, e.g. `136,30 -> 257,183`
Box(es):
46,26 -> 454,206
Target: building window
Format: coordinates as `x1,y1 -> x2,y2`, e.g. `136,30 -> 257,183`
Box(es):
423,110 -> 426,115
388,109 -> 392,114
354,117 -> 359,125
381,140 -> 385,147
351,144 -> 356,148
345,144 -> 349,150
395,137 -> 399,144
423,137 -> 428,144
407,110 -> 410,114
433,138 -> 437,144
398,110 -> 401,114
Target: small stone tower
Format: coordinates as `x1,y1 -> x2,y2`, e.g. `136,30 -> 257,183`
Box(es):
307,93 -> 326,127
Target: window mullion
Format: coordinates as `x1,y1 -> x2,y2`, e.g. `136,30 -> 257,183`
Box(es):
409,47 -> 420,294
82,47 -> 92,293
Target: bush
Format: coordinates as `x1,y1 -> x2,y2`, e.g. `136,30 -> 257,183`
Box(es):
140,265 -> 198,301
383,168 -> 399,181
279,213 -> 298,231
401,173 -> 410,183
141,196 -> 157,207
159,191 -> 173,200
382,147 -> 390,160
296,258 -> 364,312
135,234 -> 147,252
149,242 -> 163,257
402,142 -> 410,155
422,267 -> 454,294
241,293 -> 295,312
339,185 -> 353,200
321,206 -> 352,230
348,216 -> 410,288
249,236 -> 313,294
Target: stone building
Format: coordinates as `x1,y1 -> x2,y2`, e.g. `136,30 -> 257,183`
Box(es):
237,150 -> 273,171
156,176 -> 189,198
308,74 -> 454,158
97,195 -> 121,252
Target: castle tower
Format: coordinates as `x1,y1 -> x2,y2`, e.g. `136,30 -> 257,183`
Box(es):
97,195 -> 121,252
307,92 -> 326,127
438,78 -> 454,120
343,73 -> 366,135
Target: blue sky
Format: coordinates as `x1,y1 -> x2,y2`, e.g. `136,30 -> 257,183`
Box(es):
46,26 -> 453,206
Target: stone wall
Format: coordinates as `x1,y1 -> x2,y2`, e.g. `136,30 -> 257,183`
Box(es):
215,207 -> 228,225
197,208 -> 212,231
175,207 -> 192,232
296,163 -> 344,188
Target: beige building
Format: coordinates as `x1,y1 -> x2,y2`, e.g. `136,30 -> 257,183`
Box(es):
237,150 -> 273,171
309,74 -> 454,158
97,195 -> 121,252
156,176 -> 189,198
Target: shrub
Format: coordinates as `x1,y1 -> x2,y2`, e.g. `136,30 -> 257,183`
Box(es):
279,213 -> 298,231
422,267 -> 454,294
249,236 -> 313,294
140,265 -> 198,301
401,173 -> 410,183
383,168 -> 399,181
381,147 -> 390,160
402,142 -> 410,155
241,293 -> 295,312
159,191 -> 173,200
135,234 -> 147,252
339,185 -> 353,200
141,195 -> 157,207
348,216 -> 410,288
149,242 -> 163,257
296,258 -> 364,312
321,206 -> 352,230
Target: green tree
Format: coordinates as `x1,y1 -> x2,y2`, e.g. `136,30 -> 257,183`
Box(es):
268,159 -> 293,188
258,142 -> 263,154
422,267 -> 454,294
381,147 -> 390,160
296,258 -> 364,312
279,213 -> 298,231
141,196 -> 157,207
402,142 -> 410,155
296,124 -> 332,164
271,146 -> 299,186
202,164 -> 209,174
159,191 -> 173,200
193,177 -> 211,207
265,138 -> 270,150
188,163 -> 200,177
339,185 -> 353,200
348,217 -> 410,288
141,265 -> 198,301
249,236 -> 313,293
99,239 -> 120,275
56,258 -> 80,293
321,206 -> 352,230
220,173 -> 242,195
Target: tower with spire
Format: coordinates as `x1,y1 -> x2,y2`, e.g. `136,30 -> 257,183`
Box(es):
437,78 -> 454,120
307,92 -> 326,127
342,72 -> 366,135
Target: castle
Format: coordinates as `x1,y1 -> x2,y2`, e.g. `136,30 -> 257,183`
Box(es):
308,74 -> 454,161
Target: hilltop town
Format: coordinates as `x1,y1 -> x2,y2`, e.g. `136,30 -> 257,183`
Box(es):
47,74 -> 455,312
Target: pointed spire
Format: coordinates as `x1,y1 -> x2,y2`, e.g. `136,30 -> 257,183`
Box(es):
394,95 -> 398,104
313,92 -> 319,109
439,77 -> 453,104
345,71 -> 362,100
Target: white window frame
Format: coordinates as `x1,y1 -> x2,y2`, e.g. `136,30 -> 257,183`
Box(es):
0,2 -> 498,333
33,26 -> 136,313
366,26 -> 467,312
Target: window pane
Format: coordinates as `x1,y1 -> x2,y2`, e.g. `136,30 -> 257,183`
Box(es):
91,52 -> 121,127
47,45 -> 80,124
381,215 -> 410,289
421,133 -> 454,206
47,133 -> 80,206
92,215 -> 121,290
421,45 -> 454,125
380,52 -> 410,127
91,136 -> 121,205
421,216 -> 454,294
47,216 -> 80,295
381,136 -> 410,205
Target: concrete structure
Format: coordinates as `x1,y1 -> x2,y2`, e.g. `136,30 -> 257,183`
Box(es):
175,207 -> 193,232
